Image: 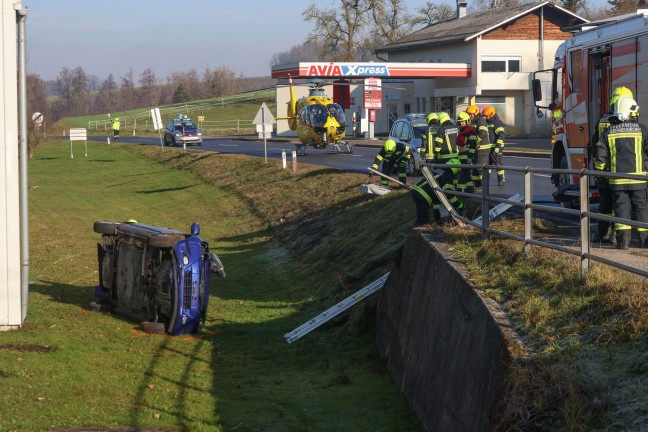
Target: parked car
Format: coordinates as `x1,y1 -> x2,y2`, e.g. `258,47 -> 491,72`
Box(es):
164,116 -> 203,146
388,113 -> 429,176
92,221 -> 225,335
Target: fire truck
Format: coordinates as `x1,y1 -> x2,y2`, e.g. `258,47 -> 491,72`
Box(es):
532,10 -> 648,205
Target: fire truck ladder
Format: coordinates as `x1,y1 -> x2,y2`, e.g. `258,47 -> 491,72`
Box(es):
284,272 -> 390,344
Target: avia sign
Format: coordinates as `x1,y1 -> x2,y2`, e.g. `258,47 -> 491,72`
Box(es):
305,64 -> 389,77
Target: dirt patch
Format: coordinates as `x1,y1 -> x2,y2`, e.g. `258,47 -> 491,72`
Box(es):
0,344 -> 59,353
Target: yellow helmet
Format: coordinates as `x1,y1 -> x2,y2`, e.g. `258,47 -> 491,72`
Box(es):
466,105 -> 480,115
610,86 -> 633,106
613,96 -> 640,121
446,158 -> 461,175
456,112 -> 470,123
427,113 -> 438,124
384,139 -> 397,153
438,112 -> 451,125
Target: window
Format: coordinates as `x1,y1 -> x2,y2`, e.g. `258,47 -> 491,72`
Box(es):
481,55 -> 522,73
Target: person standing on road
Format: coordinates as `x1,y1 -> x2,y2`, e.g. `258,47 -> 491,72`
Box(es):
371,138 -> 411,187
466,105 -> 490,189
410,158 -> 465,226
590,86 -> 634,245
111,116 -> 121,140
594,96 -> 648,249
483,106 -> 506,186
456,112 -> 477,193
421,112 -> 439,163
433,111 -> 459,163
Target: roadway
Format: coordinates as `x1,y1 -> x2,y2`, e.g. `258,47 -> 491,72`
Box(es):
89,134 -> 557,205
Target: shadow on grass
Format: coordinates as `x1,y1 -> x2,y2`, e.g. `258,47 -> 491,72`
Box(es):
136,185 -> 196,194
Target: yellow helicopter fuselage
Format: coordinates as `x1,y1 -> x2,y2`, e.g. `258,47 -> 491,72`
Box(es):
294,94 -> 346,148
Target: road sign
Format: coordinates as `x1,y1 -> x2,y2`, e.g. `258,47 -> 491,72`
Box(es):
150,108 -> 163,131
364,78 -> 382,109
31,112 -> 43,125
253,102 -> 275,126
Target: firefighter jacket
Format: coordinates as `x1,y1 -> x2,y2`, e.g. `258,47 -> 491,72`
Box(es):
457,124 -> 478,162
411,167 -> 464,210
371,142 -> 411,170
112,119 -> 121,131
591,113 -> 612,170
594,119 -> 648,190
487,114 -> 505,153
473,114 -> 490,149
433,120 -> 459,161
421,125 -> 439,162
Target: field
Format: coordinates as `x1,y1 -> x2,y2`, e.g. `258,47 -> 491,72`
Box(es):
0,140 -> 419,431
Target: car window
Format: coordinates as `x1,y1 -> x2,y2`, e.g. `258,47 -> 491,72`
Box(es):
412,124 -> 427,138
391,121 -> 404,139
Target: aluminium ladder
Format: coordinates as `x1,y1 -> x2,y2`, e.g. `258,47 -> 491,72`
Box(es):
284,272 -> 390,343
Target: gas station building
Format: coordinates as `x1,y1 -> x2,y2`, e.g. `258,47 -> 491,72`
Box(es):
271,1 -> 585,138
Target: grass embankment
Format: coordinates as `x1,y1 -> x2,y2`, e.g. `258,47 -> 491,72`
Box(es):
0,140 -> 418,432
57,90 -> 275,137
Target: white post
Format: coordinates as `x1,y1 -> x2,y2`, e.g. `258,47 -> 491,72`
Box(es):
282,149 -> 287,169
292,150 -> 297,173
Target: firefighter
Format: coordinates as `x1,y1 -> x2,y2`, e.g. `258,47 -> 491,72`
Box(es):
483,106 -> 506,186
456,111 -> 477,193
111,116 -> 120,140
466,105 -> 490,188
421,113 -> 439,163
594,96 -> 648,249
371,138 -> 411,187
591,86 -> 634,245
433,111 -> 459,163
410,158 -> 465,226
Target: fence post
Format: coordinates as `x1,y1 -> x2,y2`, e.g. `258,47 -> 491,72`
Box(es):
292,150 -> 297,173
580,171 -> 591,273
237,119 -> 240,133
524,167 -> 533,253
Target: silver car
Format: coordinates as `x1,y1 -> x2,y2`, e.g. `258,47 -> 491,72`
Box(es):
164,116 -> 203,146
388,114 -> 429,176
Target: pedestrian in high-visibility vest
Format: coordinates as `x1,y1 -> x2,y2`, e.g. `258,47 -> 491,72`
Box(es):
594,96 -> 648,249
111,117 -> 121,140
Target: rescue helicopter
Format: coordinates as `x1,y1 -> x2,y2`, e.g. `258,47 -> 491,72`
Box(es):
279,75 -> 351,156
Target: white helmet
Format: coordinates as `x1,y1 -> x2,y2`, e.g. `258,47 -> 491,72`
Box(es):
613,96 -> 640,121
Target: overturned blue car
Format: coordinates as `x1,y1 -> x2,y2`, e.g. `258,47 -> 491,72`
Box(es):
92,221 -> 225,335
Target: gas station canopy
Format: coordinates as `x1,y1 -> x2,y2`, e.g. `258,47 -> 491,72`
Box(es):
271,62 -> 471,79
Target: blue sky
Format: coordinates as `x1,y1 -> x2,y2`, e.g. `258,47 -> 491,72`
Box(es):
24,0 -> 604,82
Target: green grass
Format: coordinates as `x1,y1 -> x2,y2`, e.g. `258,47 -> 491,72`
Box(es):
0,140 -> 419,431
57,90 -> 276,137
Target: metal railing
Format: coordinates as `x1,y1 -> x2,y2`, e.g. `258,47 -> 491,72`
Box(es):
430,162 -> 648,278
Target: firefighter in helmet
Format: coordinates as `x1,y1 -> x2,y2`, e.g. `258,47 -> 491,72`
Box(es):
590,86 -> 634,245
466,105 -> 490,188
410,158 -> 465,226
456,111 -> 477,193
421,113 -> 439,163
433,112 -> 459,163
371,138 -> 411,187
594,96 -> 648,249
483,106 -> 506,186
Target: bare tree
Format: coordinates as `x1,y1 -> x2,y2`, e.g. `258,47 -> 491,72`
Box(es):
119,68 -> 136,111
269,41 -> 321,66
607,0 -> 642,14
55,67 -> 73,115
26,73 -> 50,157
70,66 -> 89,116
139,67 -> 162,107
203,66 -> 242,98
303,0 -> 373,61
408,1 -> 455,28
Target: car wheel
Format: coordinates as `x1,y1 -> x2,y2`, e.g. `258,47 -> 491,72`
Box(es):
93,221 -> 120,234
407,157 -> 419,177
142,321 -> 166,334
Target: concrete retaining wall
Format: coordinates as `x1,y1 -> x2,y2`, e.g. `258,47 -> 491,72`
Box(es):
376,230 -> 520,432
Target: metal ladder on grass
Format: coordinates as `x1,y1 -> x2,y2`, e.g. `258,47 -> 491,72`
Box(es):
284,272 -> 390,343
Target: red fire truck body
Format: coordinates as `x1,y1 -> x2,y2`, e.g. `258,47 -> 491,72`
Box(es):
534,10 -> 648,203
